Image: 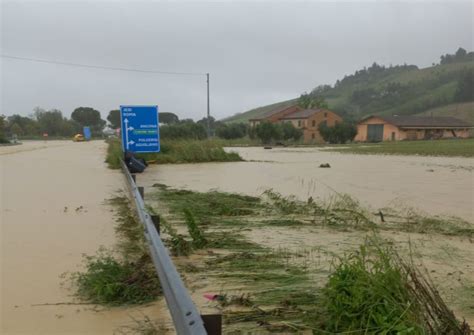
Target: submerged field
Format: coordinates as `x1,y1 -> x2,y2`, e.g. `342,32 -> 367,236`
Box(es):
139,146 -> 474,221
143,184 -> 473,333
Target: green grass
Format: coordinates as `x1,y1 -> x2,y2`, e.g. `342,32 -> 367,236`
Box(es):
146,185 -> 472,332
151,184 -> 262,221
319,242 -> 425,333
415,101 -> 474,124
105,138 -> 243,169
71,250 -> 161,306
325,139 -> 474,157
69,195 -> 161,305
152,186 -> 473,238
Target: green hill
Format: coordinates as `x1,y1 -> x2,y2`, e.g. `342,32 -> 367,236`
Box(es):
414,101 -> 474,124
224,49 -> 474,124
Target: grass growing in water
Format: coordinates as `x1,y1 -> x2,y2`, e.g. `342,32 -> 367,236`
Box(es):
317,239 -> 471,334
105,138 -> 243,169
152,184 -> 261,220
320,242 -> 424,333
71,250 -> 161,305
145,184 -> 473,331
70,195 -> 161,305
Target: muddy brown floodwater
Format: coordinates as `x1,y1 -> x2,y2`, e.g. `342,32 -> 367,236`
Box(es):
1,141 -> 170,334
141,146 -> 474,221
139,146 -> 474,327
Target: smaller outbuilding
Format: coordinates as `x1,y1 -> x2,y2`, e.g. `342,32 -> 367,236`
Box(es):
355,115 -> 473,142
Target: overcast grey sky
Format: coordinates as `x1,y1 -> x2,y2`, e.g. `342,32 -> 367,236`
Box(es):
1,0 -> 473,121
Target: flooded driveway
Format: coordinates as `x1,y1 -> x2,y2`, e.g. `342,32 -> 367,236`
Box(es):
141,147 -> 474,221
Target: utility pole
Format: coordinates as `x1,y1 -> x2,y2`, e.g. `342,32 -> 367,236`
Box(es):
206,73 -> 211,138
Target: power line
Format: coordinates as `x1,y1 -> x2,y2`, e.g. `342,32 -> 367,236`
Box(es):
0,54 -> 206,76
2,54 -> 213,137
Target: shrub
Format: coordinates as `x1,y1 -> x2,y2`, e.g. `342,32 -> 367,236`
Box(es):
253,122 -> 303,143
160,122 -> 207,140
216,123 -> 248,139
71,250 -> 161,305
318,122 -> 357,144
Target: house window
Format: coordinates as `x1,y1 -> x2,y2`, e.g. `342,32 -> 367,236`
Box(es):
312,120 -> 316,127
324,112 -> 328,117
298,120 -> 301,127
311,133 -> 315,139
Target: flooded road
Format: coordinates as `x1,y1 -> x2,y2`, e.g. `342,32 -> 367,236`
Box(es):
1,141 -> 167,334
141,147 -> 474,221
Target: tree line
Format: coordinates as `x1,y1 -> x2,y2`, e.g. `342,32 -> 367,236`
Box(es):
1,105 -> 355,145
1,107 -> 106,139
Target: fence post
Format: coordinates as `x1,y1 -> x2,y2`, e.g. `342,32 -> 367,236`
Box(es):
138,186 -> 144,199
202,314 -> 222,335
151,215 -> 161,235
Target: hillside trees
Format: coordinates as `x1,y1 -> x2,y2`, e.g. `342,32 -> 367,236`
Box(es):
454,69 -> 474,102
440,47 -> 474,65
298,93 -> 329,109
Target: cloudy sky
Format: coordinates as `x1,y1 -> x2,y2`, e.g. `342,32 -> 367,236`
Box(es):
1,0 -> 473,121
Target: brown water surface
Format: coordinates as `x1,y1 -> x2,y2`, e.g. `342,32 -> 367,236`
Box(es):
1,141 -> 170,334
141,147 -> 474,221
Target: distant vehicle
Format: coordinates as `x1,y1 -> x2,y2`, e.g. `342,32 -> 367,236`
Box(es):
73,134 -> 85,142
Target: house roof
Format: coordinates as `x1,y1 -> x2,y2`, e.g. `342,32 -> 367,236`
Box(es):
280,109 -> 324,120
360,115 -> 472,128
249,105 -> 300,121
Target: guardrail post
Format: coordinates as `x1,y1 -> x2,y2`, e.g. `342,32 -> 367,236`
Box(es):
138,186 -> 144,199
151,215 -> 161,235
202,314 -> 222,335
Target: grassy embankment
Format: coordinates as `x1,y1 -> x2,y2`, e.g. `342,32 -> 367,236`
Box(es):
324,138 -> 474,157
145,185 -> 472,333
105,138 -> 243,169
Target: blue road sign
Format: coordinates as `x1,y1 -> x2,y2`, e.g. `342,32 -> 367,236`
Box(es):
83,126 -> 91,140
120,105 -> 160,153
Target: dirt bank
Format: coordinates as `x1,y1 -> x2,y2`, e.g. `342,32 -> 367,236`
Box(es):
0,141 -> 169,334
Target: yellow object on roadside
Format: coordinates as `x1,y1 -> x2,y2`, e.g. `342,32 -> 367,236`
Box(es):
73,134 -> 85,142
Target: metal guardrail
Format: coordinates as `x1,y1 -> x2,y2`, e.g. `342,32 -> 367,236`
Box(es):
121,160 -> 209,334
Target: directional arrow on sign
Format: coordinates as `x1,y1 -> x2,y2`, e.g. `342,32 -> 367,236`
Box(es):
128,140 -> 135,145
124,118 -> 131,150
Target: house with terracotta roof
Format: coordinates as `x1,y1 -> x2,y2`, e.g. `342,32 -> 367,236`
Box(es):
248,105 -> 302,127
249,105 -> 343,143
279,109 -> 342,143
355,115 -> 472,142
